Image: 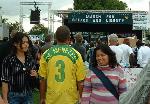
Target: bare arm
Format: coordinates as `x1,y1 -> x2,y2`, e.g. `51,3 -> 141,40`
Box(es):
39,78 -> 46,104
2,82 -> 8,104
77,80 -> 84,98
0,96 -> 5,104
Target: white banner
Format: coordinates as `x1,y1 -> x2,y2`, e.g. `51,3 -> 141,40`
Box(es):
123,68 -> 143,90
132,12 -> 149,30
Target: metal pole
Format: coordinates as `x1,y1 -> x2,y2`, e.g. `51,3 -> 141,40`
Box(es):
52,12 -> 54,33
48,2 -> 52,34
19,2 -> 23,32
0,7 -> 2,25
48,4 -> 50,34
49,12 -> 52,34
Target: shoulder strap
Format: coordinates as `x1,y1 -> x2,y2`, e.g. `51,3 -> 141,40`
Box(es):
91,67 -> 119,100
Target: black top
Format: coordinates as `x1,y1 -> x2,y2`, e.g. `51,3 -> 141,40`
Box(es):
0,40 -> 12,70
72,43 -> 86,62
0,41 -> 12,86
1,54 -> 35,93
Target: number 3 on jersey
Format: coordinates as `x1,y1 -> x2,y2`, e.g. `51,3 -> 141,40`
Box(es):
55,60 -> 65,82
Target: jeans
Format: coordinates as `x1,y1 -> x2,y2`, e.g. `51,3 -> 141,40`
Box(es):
8,92 -> 33,104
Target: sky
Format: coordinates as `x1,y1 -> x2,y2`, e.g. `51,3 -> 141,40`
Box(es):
121,0 -> 149,11
0,0 -> 150,32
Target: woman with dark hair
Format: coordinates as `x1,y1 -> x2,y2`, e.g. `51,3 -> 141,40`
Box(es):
92,43 -> 118,68
1,32 -> 37,104
81,44 -> 127,104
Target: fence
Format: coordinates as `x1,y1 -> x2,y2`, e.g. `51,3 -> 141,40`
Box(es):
120,64 -> 150,104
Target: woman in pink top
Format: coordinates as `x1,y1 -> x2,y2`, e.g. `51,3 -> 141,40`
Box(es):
81,44 -> 127,104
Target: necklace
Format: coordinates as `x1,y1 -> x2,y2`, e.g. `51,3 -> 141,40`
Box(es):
17,56 -> 25,64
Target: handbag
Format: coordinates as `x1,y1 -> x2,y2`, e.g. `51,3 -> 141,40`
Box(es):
91,67 -> 119,100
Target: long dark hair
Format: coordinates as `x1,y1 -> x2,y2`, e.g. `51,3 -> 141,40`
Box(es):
11,32 -> 30,54
92,44 -> 118,68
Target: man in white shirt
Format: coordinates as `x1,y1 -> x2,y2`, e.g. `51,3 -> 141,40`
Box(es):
108,34 -> 123,65
119,38 -> 134,67
137,41 -> 150,68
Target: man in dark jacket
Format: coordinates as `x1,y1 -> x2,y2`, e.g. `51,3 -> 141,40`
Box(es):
0,30 -> 17,86
72,32 -> 86,62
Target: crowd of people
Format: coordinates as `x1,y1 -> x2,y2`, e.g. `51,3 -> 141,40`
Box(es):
0,25 -> 149,104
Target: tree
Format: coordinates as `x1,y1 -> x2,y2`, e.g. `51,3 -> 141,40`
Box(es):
74,0 -> 127,10
9,21 -> 21,33
29,24 -> 48,35
1,18 -> 21,34
2,18 -> 8,23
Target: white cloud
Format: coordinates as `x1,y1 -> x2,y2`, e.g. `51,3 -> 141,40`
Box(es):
121,0 -> 149,11
60,3 -> 73,10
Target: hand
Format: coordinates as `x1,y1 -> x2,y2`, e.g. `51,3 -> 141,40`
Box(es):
30,70 -> 37,77
3,99 -> 8,104
40,99 -> 46,104
0,96 -> 5,104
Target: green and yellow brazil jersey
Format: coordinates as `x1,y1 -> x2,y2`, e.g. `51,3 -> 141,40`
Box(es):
38,44 -> 86,104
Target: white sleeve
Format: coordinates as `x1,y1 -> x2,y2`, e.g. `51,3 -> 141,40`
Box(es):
128,47 -> 133,54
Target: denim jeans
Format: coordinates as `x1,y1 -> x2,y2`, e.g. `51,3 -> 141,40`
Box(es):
8,92 -> 33,104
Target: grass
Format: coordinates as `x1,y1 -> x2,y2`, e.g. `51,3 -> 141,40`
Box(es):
33,89 -> 40,104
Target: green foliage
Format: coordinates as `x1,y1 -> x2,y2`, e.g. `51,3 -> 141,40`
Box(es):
74,0 -> 127,10
29,24 -> 48,35
2,18 -> 21,33
146,35 -> 150,40
9,21 -> 21,33
33,90 -> 39,104
2,18 -> 8,23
